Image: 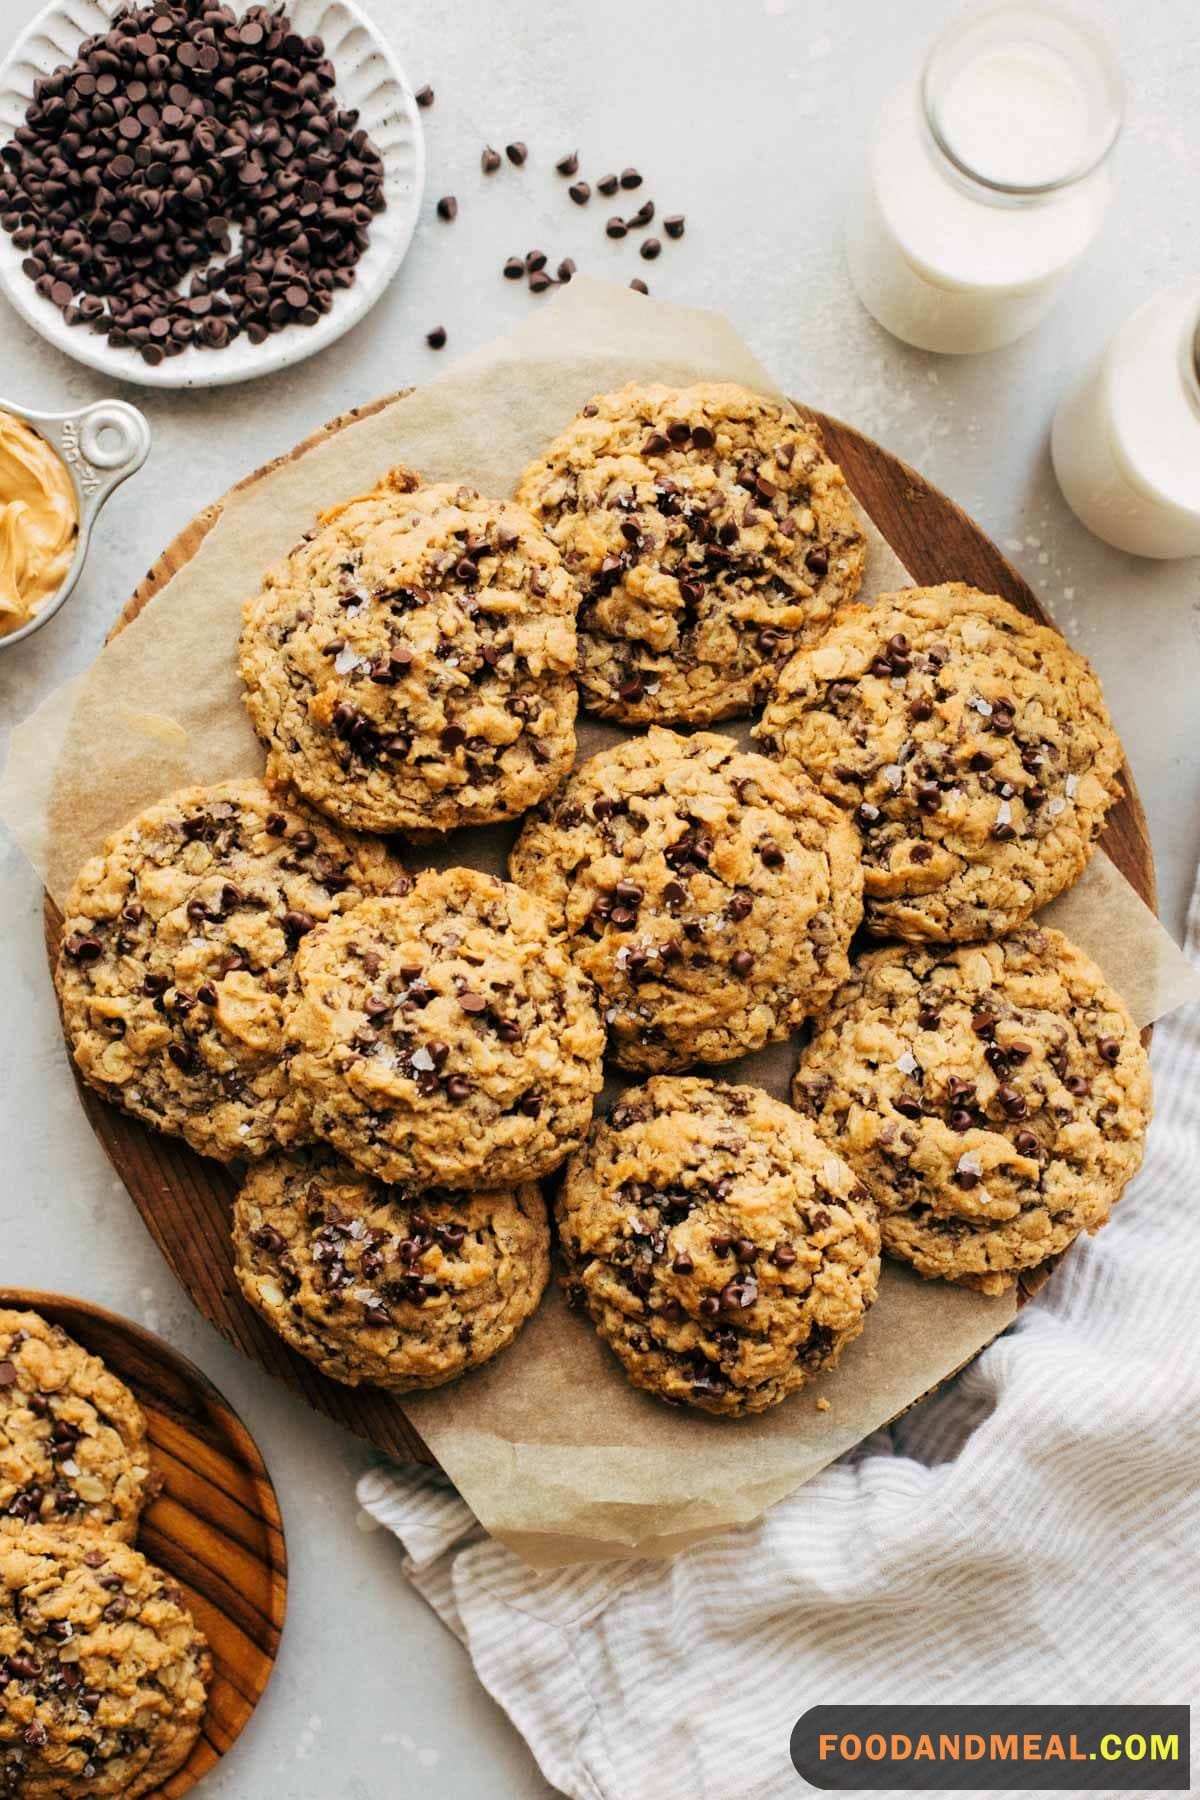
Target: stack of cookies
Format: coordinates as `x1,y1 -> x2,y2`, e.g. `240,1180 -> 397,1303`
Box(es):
0,1310 -> 210,1796
54,378 -> 1151,1424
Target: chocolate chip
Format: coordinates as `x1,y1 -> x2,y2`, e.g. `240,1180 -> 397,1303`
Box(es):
426,325 -> 447,349
730,950 -> 754,977
672,1252 -> 693,1274
690,423 -> 715,449
458,992 -> 488,1014
719,1278 -> 757,1310
283,909 -> 316,941
805,546 -> 829,577
436,195 -> 457,221
663,214 -> 686,238
771,1243 -> 797,1268
628,199 -> 655,227
505,141 -> 527,165
529,269 -> 554,293
525,248 -> 547,272
971,1012 -> 997,1039
1065,1074 -> 1091,1096
416,84 -> 435,107
1014,1130 -> 1041,1157
482,146 -> 502,173
569,181 -> 591,205
597,171 -> 619,195
64,934 -> 102,962
0,1363 -> 17,1387
606,216 -> 627,239
997,1083 -> 1028,1119
1098,1037 -> 1122,1064
640,236 -> 662,260
555,150 -> 579,175
440,724 -> 467,750
503,255 -> 524,279
557,257 -> 576,281
619,166 -> 642,189
445,1075 -> 473,1102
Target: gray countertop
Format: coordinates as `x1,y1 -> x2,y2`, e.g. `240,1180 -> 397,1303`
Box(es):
1,2 -> 1196,1795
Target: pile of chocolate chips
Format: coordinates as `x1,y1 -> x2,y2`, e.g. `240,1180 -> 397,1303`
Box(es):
0,0 -> 386,364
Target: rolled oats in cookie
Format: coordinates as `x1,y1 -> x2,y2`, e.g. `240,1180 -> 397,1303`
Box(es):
510,728 -> 863,1072
0,1526 -> 210,1800
232,1147 -> 550,1391
557,1077 -> 880,1416
792,925 -> 1151,1295
515,381 -> 865,725
756,583 -> 1123,941
239,468 -> 579,837
283,868 -> 605,1190
0,1312 -> 151,1544
56,779 -> 406,1164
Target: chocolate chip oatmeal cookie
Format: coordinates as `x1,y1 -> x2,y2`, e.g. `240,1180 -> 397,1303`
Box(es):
0,1526 -> 209,1799
283,868 -> 605,1190
239,468 -> 578,837
0,1313 -> 151,1545
557,1077 -> 880,1416
232,1147 -> 550,1390
56,780 -> 406,1163
510,728 -> 862,1071
792,926 -> 1151,1295
756,584 -> 1123,941
515,382 -> 865,724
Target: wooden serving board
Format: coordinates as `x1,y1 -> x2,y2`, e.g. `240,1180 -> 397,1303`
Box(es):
0,1289 -> 286,1798
43,396 -> 1156,1469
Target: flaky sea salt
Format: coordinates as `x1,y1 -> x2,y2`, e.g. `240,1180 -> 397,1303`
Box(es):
995,798 -> 1013,827
411,1047 -> 435,1072
969,694 -> 993,716
882,764 -> 904,791
894,1049 -> 920,1075
1065,773 -> 1079,798
1047,796 -> 1067,818
956,1150 -> 983,1176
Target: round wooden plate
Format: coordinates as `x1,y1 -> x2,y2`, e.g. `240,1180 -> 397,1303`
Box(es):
0,1289 -> 287,1798
43,394 -> 1156,1467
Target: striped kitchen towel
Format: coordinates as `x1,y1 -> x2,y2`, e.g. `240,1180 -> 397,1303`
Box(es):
358,877 -> 1200,1800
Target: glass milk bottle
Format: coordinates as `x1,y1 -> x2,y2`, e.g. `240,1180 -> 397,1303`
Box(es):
846,2 -> 1124,354
1052,287 -> 1200,558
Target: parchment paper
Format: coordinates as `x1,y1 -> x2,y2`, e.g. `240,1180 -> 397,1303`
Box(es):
4,278 -> 1197,1567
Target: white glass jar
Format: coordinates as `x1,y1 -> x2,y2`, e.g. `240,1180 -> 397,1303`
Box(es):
1051,287 -> 1200,559
846,2 -> 1123,354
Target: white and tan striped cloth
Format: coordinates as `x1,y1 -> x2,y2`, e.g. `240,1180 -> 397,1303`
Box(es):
359,879 -> 1200,1800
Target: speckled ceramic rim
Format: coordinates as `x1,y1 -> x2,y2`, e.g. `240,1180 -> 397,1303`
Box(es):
0,0 -> 426,389
0,395 -> 151,651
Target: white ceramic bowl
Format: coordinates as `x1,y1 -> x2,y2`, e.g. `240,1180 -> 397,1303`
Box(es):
0,0 -> 425,388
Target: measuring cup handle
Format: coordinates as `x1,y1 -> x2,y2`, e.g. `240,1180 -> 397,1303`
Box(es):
74,401 -> 153,478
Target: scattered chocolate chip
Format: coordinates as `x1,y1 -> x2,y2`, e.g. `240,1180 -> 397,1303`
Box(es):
663,214 -> 686,238
416,84 -> 435,108
555,150 -> 579,175
619,166 -> 642,189
525,247 -> 547,272
569,180 -> 591,205
425,325 -> 447,349
606,215 -> 627,239
436,195 -> 458,221
529,269 -> 554,293
557,257 -> 576,282
503,255 -> 524,279
505,141 -> 527,166
597,171 -> 619,195
482,146 -> 502,173
629,278 -> 648,293
640,236 -> 662,260
628,199 -> 655,228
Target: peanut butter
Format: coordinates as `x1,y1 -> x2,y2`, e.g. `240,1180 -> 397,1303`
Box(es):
0,410 -> 78,635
